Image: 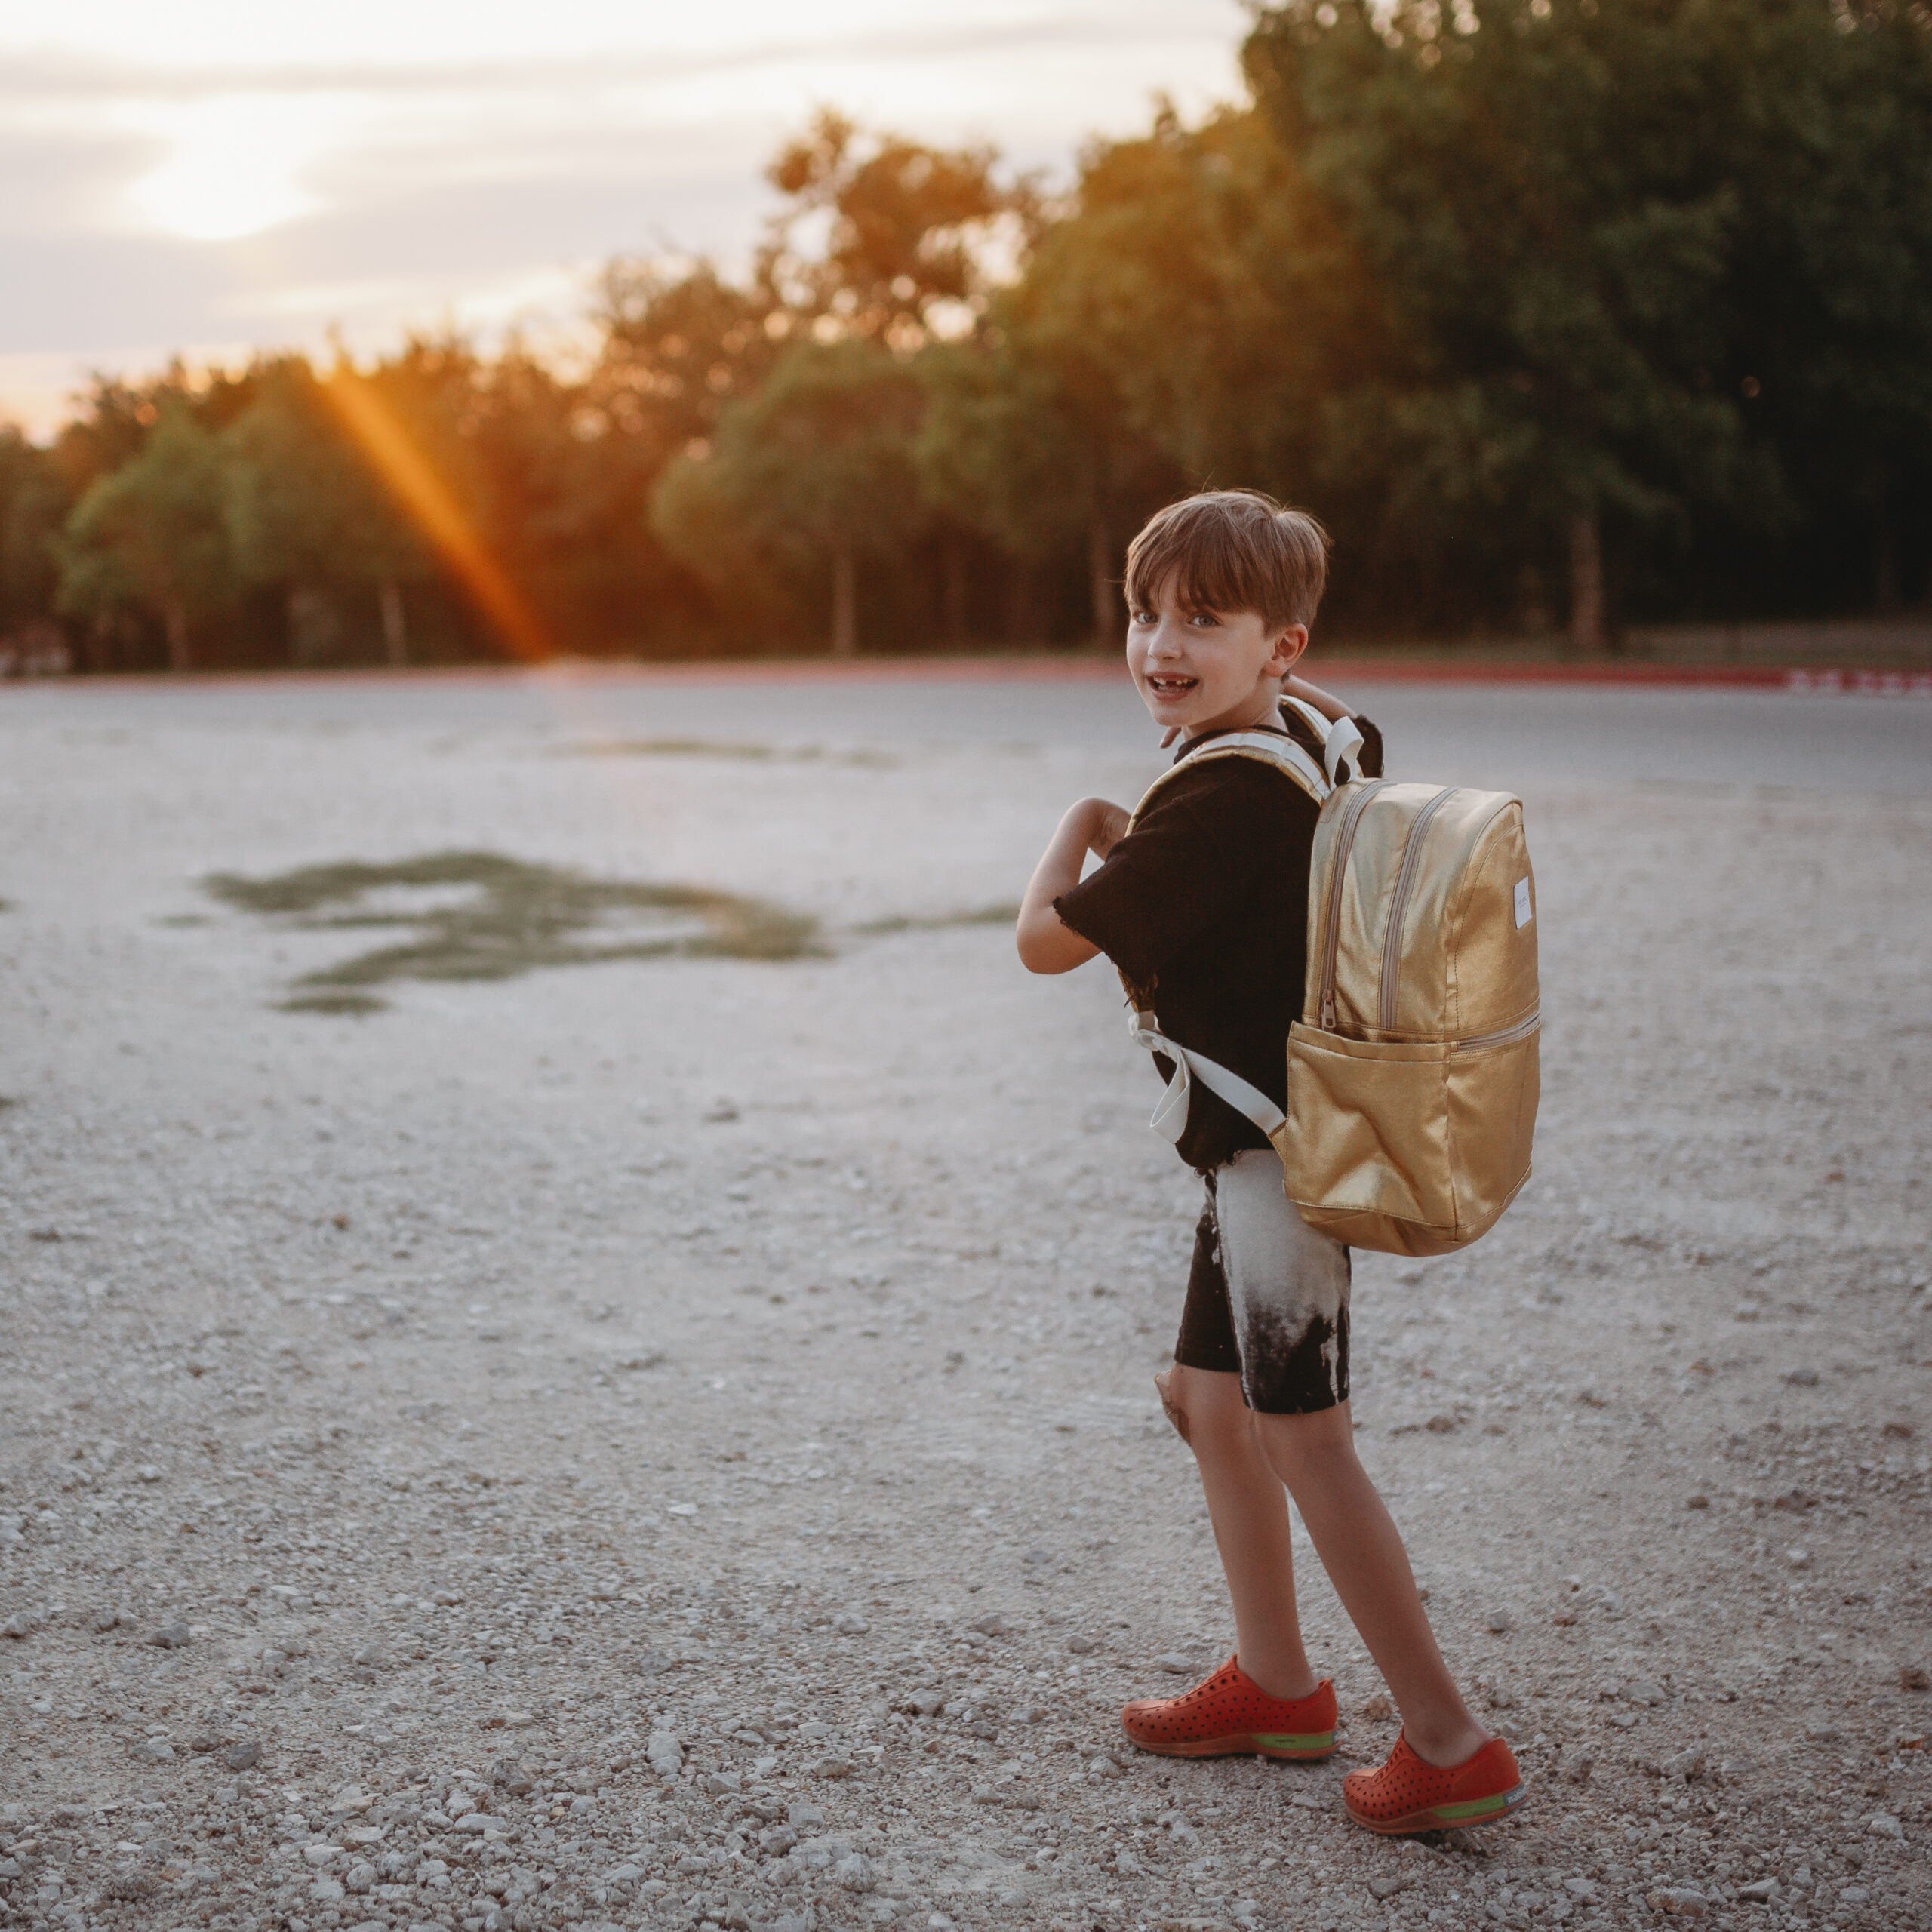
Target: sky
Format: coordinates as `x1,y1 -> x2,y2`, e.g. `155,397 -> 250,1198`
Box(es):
0,1 -> 1251,439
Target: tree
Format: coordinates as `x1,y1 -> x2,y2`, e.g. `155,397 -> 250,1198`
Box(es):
758,108 -> 1033,350
223,358 -> 435,665
0,429 -> 69,643
57,405 -> 238,670
652,338 -> 928,654
1244,0 -> 1932,644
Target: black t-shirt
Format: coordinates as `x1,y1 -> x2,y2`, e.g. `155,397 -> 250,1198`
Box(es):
1054,711 -> 1358,1174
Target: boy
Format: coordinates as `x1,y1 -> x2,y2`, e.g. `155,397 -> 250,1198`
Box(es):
1014,490 -> 1523,1835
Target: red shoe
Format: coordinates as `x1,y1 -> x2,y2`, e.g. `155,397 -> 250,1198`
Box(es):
1121,1655 -> 1337,1760
1343,1731 -> 1526,1835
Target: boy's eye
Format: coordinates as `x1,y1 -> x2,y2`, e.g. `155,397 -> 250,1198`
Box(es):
1187,611 -> 1220,627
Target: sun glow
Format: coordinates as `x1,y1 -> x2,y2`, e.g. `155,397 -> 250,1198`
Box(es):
125,94 -> 333,242
323,368 -> 553,661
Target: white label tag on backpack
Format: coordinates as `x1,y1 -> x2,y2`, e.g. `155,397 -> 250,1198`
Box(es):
1513,878 -> 1532,928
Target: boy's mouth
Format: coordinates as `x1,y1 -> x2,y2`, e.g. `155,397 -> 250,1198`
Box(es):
1144,672 -> 1199,700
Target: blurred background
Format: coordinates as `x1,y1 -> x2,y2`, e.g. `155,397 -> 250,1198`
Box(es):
2,0 -> 1929,676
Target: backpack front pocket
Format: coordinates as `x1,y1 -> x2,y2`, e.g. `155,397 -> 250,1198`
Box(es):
1278,1026 -> 1456,1251
1275,1019 -> 1537,1257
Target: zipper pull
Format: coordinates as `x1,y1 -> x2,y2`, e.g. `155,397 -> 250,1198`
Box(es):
1320,992 -> 1336,1030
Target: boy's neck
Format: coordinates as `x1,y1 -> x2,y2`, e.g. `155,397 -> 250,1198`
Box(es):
1182,681 -> 1283,744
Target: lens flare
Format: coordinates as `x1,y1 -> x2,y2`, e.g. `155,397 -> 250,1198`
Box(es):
322,367 -> 551,661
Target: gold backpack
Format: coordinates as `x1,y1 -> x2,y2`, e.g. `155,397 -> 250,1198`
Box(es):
1123,697 -> 1539,1257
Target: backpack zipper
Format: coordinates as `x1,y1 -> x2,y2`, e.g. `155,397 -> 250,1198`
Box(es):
1377,787 -> 1456,1033
1316,780 -> 1385,1029
1454,1011 -> 1540,1053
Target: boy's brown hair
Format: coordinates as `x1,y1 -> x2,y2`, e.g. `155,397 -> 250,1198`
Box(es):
1123,489 -> 1331,632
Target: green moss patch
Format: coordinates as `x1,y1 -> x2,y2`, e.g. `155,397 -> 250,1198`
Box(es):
206,850 -> 823,1013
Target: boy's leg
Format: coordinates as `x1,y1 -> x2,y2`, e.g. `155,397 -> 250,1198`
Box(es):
1164,1361 -> 1317,1702
1254,1401 -> 1489,1769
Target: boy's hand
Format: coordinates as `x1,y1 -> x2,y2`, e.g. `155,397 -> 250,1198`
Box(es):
1016,796 -> 1128,974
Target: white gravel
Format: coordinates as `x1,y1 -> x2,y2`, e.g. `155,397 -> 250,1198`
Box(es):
2,672 -> 1929,1932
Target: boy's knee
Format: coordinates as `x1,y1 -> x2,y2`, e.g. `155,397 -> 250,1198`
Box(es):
1161,1365 -> 1257,1456
1256,1403 -> 1358,1480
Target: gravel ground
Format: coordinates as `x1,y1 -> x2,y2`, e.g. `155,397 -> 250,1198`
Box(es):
2,673 -> 1929,1932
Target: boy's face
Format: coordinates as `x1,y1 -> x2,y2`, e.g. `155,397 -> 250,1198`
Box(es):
1126,577 -> 1308,740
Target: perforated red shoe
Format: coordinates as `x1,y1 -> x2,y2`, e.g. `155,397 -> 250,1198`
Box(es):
1343,1731 -> 1526,1835
1121,1655 -> 1337,1760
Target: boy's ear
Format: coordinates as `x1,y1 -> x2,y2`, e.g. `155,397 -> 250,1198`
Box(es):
1269,624 -> 1309,675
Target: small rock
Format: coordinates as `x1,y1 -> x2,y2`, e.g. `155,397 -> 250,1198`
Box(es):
1,1611 -> 37,1639
786,1801 -> 825,1829
833,1612 -> 869,1635
1786,1546 -> 1812,1570
1735,1876 -> 1780,1903
1064,1633 -> 1098,1654
452,1813 -> 509,1834
1088,1755 -> 1124,1780
135,1464 -> 163,1483
969,1613 -> 1014,1637
1626,1681 -> 1666,1706
703,1772 -> 740,1795
1647,1887 -> 1708,1915
1685,1494 -> 1709,1510
833,1850 -> 876,1893
1899,1664 -> 1930,1692
223,1740 -> 261,1772
1152,1651 -> 1195,1672
815,1755 -> 856,1780
149,1623 -> 192,1649
1424,1413 -> 1459,1433
344,1861 -> 376,1894
1367,1873 -> 1411,1900
1359,1694 -> 1394,1721
1867,1811 -> 1904,1841
1484,1610 -> 1514,1635
646,1730 -> 683,1777
131,1737 -> 174,1764
1783,1367 -> 1820,1386
1562,1748 -> 1595,1785
1662,1747 -> 1706,1782
1563,1877 -> 1601,1900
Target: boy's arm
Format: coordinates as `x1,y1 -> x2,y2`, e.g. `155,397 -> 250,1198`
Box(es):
1016,797 -> 1131,974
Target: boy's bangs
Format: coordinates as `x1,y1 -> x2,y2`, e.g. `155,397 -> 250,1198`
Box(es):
1123,490 -> 1326,629
1158,537 -> 1272,621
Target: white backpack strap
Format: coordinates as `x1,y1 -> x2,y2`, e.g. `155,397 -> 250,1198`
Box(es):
1128,1008 -> 1287,1144
1280,694 -> 1367,784
1173,730 -> 1331,804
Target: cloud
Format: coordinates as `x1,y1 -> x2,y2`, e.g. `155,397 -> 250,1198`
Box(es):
0,1 -> 1248,432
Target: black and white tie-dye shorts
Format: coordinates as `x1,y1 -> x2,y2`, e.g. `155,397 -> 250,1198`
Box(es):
1173,1147 -> 1352,1415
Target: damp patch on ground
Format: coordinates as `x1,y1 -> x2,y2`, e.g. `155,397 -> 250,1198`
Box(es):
852,903 -> 1019,936
203,850 -> 824,1013
564,737 -> 897,768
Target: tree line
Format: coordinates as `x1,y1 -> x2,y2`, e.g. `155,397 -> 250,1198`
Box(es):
2,0 -> 1927,674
